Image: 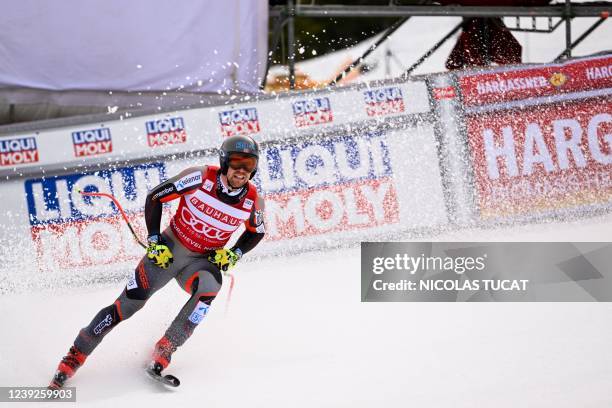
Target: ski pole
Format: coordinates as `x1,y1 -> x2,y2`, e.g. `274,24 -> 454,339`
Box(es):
77,189 -> 146,248
77,189 -> 237,308
225,273 -> 235,316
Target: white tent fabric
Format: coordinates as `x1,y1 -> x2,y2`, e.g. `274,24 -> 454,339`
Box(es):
0,0 -> 268,94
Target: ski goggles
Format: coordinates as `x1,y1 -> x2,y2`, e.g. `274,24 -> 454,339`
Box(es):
228,154 -> 257,173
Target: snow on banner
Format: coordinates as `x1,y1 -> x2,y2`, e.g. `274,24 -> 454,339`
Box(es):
468,98 -> 612,218
461,54 -> 612,219
22,130 -> 402,271
257,132 -> 399,240
460,54 -> 612,107
146,117 -> 187,147
292,97 -> 334,128
25,163 -> 166,270
72,128 -> 113,157
363,87 -> 405,117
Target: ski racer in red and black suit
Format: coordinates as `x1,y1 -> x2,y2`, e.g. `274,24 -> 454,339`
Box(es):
49,135 -> 266,388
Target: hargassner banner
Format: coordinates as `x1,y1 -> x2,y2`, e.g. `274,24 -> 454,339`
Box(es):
361,242 -> 612,302
458,54 -> 612,220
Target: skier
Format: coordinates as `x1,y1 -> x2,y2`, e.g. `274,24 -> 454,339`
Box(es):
49,135 -> 266,388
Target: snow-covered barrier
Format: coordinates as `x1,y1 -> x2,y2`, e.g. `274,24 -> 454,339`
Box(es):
0,79 -> 447,288
1,53 -> 610,289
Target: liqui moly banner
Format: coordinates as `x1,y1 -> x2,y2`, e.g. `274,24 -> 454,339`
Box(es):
72,128 -> 112,157
363,87 -> 405,117
460,54 -> 612,107
219,107 -> 260,137
14,123 -> 446,276
0,137 -> 39,167
257,132 -> 398,240
468,98 -> 612,218
25,163 -> 166,270
292,97 -> 334,128
0,79 -> 430,175
14,131 -> 444,275
146,117 -> 187,147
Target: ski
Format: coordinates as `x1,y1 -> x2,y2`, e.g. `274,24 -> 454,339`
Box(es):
145,364 -> 180,387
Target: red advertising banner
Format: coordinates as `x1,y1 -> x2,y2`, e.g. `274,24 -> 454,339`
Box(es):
467,98 -> 612,218
432,86 -> 456,100
460,55 -> 612,107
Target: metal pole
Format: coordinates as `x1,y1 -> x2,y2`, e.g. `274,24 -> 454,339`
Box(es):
390,51 -> 407,72
554,15 -> 608,61
403,21 -> 462,77
328,17 -> 408,87
482,18 -> 490,65
385,48 -> 391,79
287,0 -> 296,90
260,14 -> 289,90
564,0 -> 572,58
508,16 -> 567,33
270,4 -> 612,18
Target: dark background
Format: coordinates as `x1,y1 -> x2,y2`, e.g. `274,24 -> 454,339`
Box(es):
268,0 -> 405,64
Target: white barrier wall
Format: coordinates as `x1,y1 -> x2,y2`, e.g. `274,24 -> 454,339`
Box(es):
0,80 -> 447,290
0,81 -> 430,175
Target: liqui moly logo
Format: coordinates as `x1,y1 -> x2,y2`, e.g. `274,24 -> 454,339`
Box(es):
0,137 -> 39,167
25,163 -> 166,226
363,87 -> 405,117
292,97 -> 333,127
25,163 -> 166,271
72,128 -> 112,157
219,108 -> 260,137
256,133 -> 399,241
146,117 -> 187,147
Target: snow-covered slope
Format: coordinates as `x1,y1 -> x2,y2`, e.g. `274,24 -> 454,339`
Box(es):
2,214 -> 612,407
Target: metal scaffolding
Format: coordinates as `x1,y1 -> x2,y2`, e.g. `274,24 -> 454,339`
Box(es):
264,1 -> 612,90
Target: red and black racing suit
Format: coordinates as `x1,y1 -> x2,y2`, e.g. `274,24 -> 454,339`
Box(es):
71,165 -> 265,368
